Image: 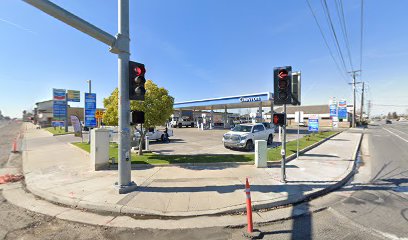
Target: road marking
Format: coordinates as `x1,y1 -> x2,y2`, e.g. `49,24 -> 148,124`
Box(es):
382,127 -> 408,143
388,126 -> 408,136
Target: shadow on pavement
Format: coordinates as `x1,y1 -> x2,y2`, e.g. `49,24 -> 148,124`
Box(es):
302,153 -> 339,158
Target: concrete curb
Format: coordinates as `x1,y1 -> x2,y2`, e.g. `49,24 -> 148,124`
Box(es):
2,181 -> 329,230
6,131 -> 363,229
20,132 -> 361,219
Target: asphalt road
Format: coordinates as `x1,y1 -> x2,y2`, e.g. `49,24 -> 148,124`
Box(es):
1,121 -> 407,239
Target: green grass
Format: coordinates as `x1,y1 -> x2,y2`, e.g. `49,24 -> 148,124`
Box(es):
71,131 -> 337,165
45,127 -> 74,135
267,131 -> 336,161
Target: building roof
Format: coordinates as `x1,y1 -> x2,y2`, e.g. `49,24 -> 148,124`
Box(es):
274,105 -> 330,114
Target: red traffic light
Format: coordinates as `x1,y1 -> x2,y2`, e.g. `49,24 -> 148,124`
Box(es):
273,115 -> 279,125
134,65 -> 146,76
272,113 -> 286,126
278,69 -> 288,79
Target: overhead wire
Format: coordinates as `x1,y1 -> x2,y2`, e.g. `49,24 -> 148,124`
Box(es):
335,0 -> 354,71
321,0 -> 349,74
305,0 -> 349,83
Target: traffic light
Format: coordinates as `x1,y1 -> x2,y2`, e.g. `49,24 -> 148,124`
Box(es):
273,113 -> 286,126
129,61 -> 146,101
274,66 -> 292,105
291,71 -> 301,106
130,110 -> 145,125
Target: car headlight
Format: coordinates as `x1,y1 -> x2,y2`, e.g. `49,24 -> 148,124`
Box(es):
240,135 -> 247,140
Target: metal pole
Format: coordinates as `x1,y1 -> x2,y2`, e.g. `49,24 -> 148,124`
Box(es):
23,0 -> 116,49
353,73 -> 356,128
360,82 -> 364,123
65,93 -> 68,132
117,0 -> 132,188
297,118 -> 299,160
281,104 -> 287,183
87,80 -> 91,144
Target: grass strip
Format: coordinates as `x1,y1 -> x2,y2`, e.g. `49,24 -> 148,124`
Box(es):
71,131 -> 337,165
45,127 -> 74,135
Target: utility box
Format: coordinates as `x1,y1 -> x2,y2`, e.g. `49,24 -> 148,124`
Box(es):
255,140 -> 267,168
90,128 -> 110,171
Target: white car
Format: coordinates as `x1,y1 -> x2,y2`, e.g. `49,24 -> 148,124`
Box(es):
222,123 -> 275,151
134,127 -> 173,142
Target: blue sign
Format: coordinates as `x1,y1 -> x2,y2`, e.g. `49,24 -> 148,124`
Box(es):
338,100 -> 347,119
308,116 -> 319,132
53,89 -> 67,121
85,93 -> 97,127
329,105 -> 337,118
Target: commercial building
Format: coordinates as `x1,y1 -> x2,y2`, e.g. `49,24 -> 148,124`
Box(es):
34,100 -> 104,127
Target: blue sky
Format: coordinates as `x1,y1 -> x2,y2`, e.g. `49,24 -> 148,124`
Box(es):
0,0 -> 407,118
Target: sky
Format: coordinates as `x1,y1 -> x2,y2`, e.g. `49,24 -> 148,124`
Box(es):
0,0 -> 408,118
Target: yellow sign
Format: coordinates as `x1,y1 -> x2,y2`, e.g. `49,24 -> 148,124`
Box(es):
95,110 -> 104,119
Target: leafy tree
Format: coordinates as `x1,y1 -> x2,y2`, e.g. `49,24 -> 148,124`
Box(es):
392,112 -> 398,119
103,80 -> 174,155
387,112 -> 392,119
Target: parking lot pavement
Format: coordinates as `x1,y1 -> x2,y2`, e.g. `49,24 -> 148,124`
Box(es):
147,126 -> 308,155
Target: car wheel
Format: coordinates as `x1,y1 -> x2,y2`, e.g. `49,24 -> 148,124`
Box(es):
178,123 -> 182,128
267,134 -> 273,145
245,140 -> 254,152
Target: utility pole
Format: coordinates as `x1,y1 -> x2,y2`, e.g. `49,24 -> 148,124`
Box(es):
367,100 -> 371,120
360,82 -> 364,122
348,70 -> 361,128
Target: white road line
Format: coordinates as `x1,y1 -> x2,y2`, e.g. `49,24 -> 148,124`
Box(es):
382,127 -> 408,143
388,126 -> 408,136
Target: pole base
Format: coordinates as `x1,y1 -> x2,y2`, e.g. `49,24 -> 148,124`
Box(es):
242,229 -> 261,239
115,181 -> 137,194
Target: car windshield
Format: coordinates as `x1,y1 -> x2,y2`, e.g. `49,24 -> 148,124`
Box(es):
232,125 -> 252,132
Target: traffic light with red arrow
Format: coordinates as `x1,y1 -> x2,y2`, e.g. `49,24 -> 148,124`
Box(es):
129,61 -> 146,101
274,66 -> 292,105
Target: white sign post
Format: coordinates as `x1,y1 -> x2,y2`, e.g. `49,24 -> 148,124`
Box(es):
294,111 -> 304,160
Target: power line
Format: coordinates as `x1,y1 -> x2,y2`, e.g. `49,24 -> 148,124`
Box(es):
305,0 -> 349,83
335,0 -> 354,71
359,0 -> 365,80
321,0 -> 349,74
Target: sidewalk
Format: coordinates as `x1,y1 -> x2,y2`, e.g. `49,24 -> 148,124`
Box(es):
21,124 -> 361,217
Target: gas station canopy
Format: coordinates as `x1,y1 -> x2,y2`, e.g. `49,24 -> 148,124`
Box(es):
174,92 -> 273,110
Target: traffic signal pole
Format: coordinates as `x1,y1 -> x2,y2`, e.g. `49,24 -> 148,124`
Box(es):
281,104 -> 287,183
117,0 -> 133,190
24,0 -> 135,193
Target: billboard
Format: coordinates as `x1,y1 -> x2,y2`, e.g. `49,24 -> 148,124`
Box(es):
308,114 -> 319,132
53,88 -> 67,121
338,100 -> 347,119
67,90 -> 80,102
84,93 -> 97,127
329,97 -> 337,118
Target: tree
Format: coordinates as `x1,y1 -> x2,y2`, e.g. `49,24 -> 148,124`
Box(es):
103,80 -> 174,155
387,112 -> 392,119
392,112 -> 398,119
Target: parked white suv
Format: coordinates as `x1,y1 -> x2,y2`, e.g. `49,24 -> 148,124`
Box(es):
222,123 -> 275,151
